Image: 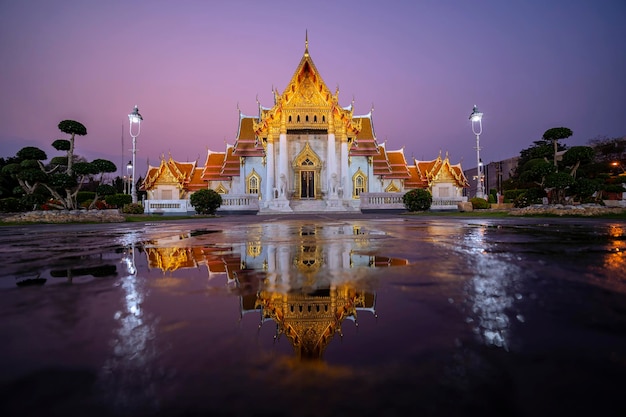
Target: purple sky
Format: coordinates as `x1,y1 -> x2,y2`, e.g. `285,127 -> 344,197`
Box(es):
1,0 -> 625,178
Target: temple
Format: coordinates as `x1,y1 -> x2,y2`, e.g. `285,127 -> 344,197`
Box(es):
141,37 -> 469,214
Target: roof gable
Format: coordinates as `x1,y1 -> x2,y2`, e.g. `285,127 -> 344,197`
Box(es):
253,38 -> 360,136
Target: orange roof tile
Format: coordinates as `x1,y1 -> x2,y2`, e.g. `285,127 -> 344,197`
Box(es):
221,146 -> 240,177
233,116 -> 265,157
404,165 -> 429,189
187,167 -> 206,191
350,115 -> 379,156
372,145 -> 392,176
202,151 -> 231,181
384,149 -> 411,179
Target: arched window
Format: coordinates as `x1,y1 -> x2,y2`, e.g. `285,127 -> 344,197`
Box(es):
297,115 -> 301,122
353,169 -> 367,198
314,115 -> 317,122
247,170 -> 261,196
289,115 -> 292,122
305,115 -> 309,122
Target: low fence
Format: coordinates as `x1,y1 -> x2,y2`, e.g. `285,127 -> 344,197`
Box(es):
144,195 -> 260,214
431,197 -> 467,210
144,199 -> 192,214
359,193 -> 406,210
143,193 -> 466,214
360,193 -> 467,211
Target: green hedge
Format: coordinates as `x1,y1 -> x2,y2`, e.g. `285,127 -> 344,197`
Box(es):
470,197 -> 489,209
105,193 -> 132,208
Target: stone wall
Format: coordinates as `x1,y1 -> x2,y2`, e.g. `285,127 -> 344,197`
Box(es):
1,209 -> 125,223
509,204 -> 626,217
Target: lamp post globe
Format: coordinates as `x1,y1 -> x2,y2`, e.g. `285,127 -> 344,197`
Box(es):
128,105 -> 143,204
469,105 -> 485,199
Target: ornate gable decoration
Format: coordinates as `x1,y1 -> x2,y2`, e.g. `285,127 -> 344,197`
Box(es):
253,37 -> 360,137
418,153 -> 469,188
143,156 -> 196,191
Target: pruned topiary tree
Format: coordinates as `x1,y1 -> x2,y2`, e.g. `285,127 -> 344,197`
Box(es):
542,127 -> 573,171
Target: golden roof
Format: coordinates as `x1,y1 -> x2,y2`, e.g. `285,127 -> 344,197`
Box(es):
142,156 -> 202,190
407,154 -> 470,189
253,39 -> 361,137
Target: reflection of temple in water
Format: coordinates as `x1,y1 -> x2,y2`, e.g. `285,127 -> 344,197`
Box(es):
143,224 -> 408,359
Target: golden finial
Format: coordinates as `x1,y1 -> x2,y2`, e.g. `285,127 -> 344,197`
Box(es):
304,30 -> 309,57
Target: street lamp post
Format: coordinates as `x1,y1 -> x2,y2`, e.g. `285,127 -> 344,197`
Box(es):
128,106 -> 143,204
469,105 -> 485,199
126,160 -> 133,195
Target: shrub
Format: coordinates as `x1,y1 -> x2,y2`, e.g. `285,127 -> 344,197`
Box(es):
20,193 -> 47,210
524,187 -> 546,203
503,189 -> 526,203
81,200 -> 108,210
470,197 -> 489,209
0,197 -> 27,213
402,189 -> 432,212
190,189 -> 222,215
603,184 -> 625,193
122,203 -> 144,214
105,193 -> 132,208
77,191 -> 96,204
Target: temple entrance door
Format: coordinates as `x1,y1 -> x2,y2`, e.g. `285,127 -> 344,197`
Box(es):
300,171 -> 315,199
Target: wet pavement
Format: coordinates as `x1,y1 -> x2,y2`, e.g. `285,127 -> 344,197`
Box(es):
1,213 -> 625,417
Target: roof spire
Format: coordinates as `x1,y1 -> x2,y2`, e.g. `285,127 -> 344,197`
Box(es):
304,30 -> 309,57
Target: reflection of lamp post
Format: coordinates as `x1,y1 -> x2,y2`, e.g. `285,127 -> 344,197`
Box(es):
469,105 -> 485,199
128,106 -> 143,204
126,160 -> 133,195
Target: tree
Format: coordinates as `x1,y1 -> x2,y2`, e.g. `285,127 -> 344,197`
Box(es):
1,147 -> 50,209
56,120 -> 87,176
545,172 -> 575,204
3,120 -> 118,210
542,127 -> 573,170
518,158 -> 555,188
561,146 -> 595,179
190,189 -> 222,214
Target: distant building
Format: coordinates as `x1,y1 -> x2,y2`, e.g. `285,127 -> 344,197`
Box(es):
141,38 -> 469,213
464,156 -> 519,197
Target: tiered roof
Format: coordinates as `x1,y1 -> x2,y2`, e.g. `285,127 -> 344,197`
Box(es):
349,113 -> 379,157
142,156 -> 203,191
233,112 -> 264,157
405,154 -> 469,189
201,150 -> 229,182
384,148 -> 411,179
